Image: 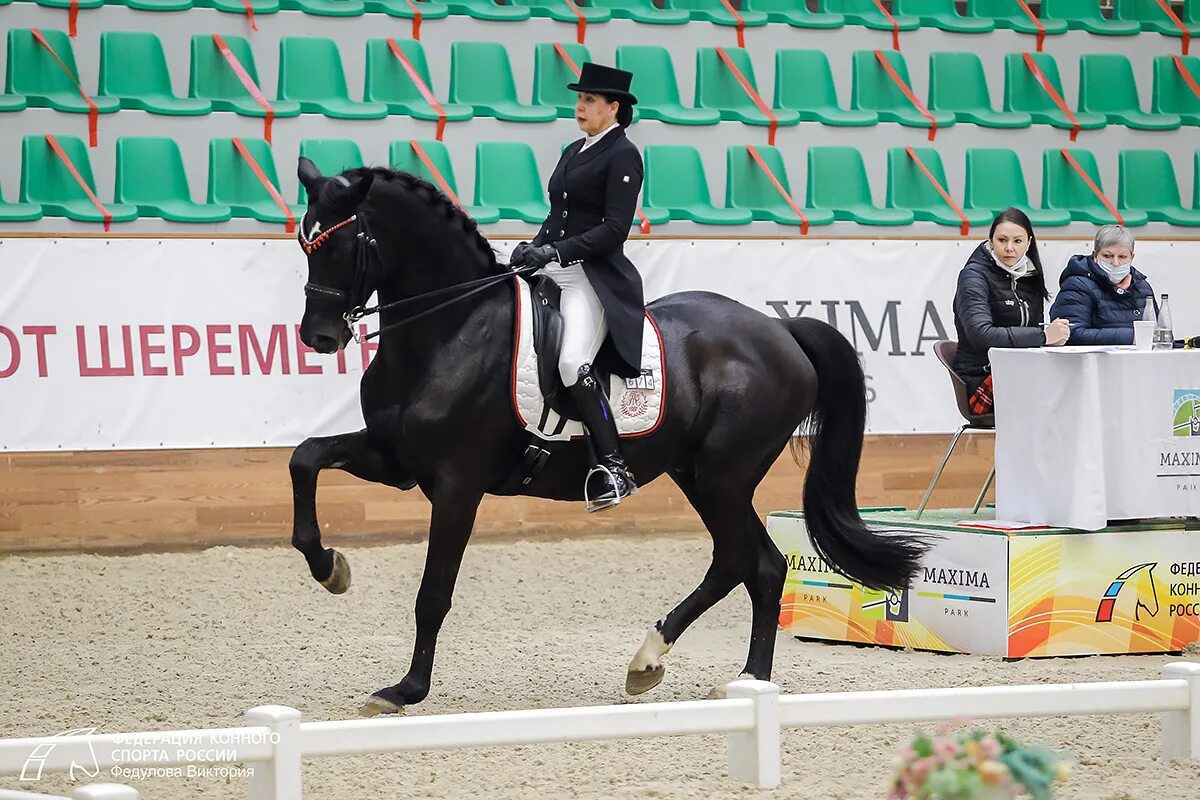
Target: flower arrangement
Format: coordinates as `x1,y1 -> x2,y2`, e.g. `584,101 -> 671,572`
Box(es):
889,724 -> 1070,800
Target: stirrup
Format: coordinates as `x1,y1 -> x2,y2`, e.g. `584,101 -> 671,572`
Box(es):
584,464 -> 631,513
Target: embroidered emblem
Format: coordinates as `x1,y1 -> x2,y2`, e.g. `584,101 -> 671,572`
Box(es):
623,176 -> 630,183
620,390 -> 650,419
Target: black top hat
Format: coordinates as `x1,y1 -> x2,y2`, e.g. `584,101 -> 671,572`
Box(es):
567,62 -> 638,106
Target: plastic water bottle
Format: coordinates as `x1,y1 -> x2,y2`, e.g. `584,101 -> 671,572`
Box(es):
1153,293 -> 1174,350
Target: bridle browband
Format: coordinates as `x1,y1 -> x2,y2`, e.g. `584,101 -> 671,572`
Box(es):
299,209 -> 538,342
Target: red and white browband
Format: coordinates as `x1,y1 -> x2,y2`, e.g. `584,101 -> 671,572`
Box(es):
298,214 -> 357,255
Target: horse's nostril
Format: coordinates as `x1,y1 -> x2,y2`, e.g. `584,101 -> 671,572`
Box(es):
311,334 -> 339,353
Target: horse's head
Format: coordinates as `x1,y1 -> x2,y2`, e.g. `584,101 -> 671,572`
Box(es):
296,156 -> 375,354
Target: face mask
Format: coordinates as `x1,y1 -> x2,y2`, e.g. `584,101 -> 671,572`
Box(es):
987,243 -> 1034,278
1096,259 -> 1131,284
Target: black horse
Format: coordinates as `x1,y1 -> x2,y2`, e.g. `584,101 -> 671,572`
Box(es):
291,159 -> 927,715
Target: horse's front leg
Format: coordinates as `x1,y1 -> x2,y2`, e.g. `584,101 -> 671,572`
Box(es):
289,429 -> 416,593
360,486 -> 483,716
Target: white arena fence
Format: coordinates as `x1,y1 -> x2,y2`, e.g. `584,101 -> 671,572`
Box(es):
0,785 -> 138,799
3,664 -> 1200,797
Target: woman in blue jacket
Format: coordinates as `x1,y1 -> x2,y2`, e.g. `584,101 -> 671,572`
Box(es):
1048,226 -> 1155,346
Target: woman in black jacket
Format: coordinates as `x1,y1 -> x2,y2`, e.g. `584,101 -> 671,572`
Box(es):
1048,225 -> 1154,345
953,208 -> 1070,415
509,63 -> 645,510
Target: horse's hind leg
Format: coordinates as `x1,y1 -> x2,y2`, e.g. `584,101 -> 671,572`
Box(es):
739,510 -> 788,682
289,429 -> 416,592
625,469 -> 750,695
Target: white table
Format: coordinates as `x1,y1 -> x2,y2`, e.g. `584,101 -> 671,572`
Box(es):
991,347 -> 1200,530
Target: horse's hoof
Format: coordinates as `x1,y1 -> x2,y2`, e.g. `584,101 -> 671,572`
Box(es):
320,549 -> 351,595
358,695 -> 405,717
625,664 -> 665,696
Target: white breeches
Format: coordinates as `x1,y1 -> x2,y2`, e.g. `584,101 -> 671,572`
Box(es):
543,262 -> 609,387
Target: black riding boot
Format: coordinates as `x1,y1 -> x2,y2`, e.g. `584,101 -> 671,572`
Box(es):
568,363 -> 637,512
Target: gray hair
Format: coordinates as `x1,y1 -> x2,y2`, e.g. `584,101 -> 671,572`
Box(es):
1093,225 -> 1135,253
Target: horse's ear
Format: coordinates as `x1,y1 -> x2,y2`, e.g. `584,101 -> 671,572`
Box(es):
297,156 -> 325,200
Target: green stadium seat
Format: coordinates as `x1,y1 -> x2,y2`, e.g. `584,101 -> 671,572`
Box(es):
591,0 -> 689,22
886,147 -> 993,228
1114,0 -> 1200,36
512,0 -> 611,21
99,32 -> 211,116
1195,150 -> 1200,210
364,38 -> 474,122
279,0 -> 364,15
111,0 -> 194,10
189,34 -> 302,118
445,0 -> 531,19
475,142 -> 550,223
818,0 -> 918,29
449,42 -> 557,122
1152,54 -> 1200,126
667,0 -> 769,26
193,0 -> 279,16
894,0 -> 994,32
1118,150 -> 1200,226
1042,148 -> 1149,226
967,0 -> 1068,35
278,37 -> 388,120
533,43 -> 591,119
1004,52 -> 1106,132
851,50 -> 955,131
0,93 -> 28,112
20,135 -> 138,223
695,47 -> 801,127
963,147 -> 1070,226
928,52 -> 1031,128
388,139 -> 501,223
297,139 -> 365,204
30,0 -> 103,13
807,147 -> 914,226
6,29 -> 121,114
774,49 -> 877,126
1079,54 -> 1181,131
1041,0 -> 1140,35
644,145 -> 753,225
363,0 -> 449,17
208,138 -> 301,223
0,177 -> 42,222
724,145 -> 834,227
616,46 -> 720,125
743,0 -> 843,27
114,137 -> 232,223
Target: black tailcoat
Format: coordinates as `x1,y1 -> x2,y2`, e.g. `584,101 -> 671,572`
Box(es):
532,127 -> 645,378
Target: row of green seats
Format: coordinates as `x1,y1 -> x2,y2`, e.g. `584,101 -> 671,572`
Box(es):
7,133 -> 1199,229
8,0 -> 1199,34
7,30 -> 1200,132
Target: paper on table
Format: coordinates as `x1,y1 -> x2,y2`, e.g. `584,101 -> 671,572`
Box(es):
1043,345 -> 1123,354
955,519 -> 1052,530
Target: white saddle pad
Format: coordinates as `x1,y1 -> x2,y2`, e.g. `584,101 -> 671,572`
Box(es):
510,277 -> 665,443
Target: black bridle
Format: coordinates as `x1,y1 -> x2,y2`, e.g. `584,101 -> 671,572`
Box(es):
300,211 -> 538,342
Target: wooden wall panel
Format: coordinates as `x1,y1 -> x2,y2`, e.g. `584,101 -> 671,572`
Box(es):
0,434 -> 996,555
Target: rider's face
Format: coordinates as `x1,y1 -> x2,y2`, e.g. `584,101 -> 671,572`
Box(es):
575,92 -> 618,137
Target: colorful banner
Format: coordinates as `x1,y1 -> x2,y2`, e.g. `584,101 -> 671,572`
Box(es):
768,512 -> 1009,656
2,238 -> 1198,451
1008,530 -> 1200,657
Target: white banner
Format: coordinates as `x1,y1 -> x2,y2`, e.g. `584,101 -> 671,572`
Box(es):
1,238 -> 1197,451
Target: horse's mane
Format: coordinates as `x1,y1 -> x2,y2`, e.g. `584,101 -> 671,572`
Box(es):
342,166 -> 500,271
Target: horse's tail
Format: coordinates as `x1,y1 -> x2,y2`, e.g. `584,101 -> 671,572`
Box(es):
786,317 -> 930,591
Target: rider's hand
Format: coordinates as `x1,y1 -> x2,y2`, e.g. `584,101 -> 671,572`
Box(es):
1043,318 -> 1071,347
523,245 -> 559,270
509,242 -> 533,267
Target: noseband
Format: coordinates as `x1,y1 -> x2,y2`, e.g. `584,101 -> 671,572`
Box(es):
298,209 -> 538,342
